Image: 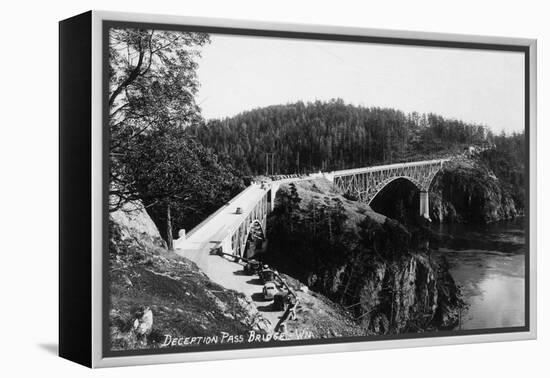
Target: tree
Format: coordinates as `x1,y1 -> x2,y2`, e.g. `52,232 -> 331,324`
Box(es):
108,27 -> 210,212
107,28 -> 246,249
120,126 -> 244,249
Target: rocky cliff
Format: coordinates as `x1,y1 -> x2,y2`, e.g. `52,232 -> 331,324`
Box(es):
430,159 -> 521,224
350,251 -> 461,333
264,180 -> 463,334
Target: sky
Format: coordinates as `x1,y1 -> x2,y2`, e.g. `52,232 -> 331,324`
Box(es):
196,34 -> 525,134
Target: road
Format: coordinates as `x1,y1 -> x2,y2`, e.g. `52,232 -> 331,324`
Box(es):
176,183 -> 266,250
174,183 -> 287,329
175,245 -> 284,330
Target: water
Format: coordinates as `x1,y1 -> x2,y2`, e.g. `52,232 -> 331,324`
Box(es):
432,218 -> 526,330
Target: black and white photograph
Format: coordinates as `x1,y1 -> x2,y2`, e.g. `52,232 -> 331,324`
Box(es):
106,23 -> 529,356
3,0 -> 550,374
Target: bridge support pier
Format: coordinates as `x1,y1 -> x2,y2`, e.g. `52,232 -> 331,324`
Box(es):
419,190 -> 430,220
268,182 -> 281,211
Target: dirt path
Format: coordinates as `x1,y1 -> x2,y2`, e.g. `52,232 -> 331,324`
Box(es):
175,244 -> 284,330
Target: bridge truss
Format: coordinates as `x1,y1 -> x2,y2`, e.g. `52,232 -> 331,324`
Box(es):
332,159 -> 448,204
176,158 -> 450,259
230,191 -> 269,257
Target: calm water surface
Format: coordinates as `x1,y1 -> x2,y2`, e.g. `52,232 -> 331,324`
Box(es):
433,218 -> 526,330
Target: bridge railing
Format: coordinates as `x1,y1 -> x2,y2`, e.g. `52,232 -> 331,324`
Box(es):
180,158 -> 452,249
183,184 -> 263,240
330,158 -> 450,178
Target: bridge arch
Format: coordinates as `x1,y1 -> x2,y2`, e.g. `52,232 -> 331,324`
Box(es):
243,219 -> 266,258
366,175 -> 422,205
232,218 -> 266,258
369,177 -> 422,223
331,159 -> 448,220
423,168 -> 444,192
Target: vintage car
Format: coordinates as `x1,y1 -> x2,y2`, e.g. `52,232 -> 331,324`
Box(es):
258,268 -> 276,284
243,259 -> 262,275
262,281 -> 278,300
209,246 -> 224,256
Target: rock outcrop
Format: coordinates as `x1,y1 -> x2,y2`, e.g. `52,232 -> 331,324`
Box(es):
351,252 -> 461,333
430,159 -> 521,223
264,179 -> 463,334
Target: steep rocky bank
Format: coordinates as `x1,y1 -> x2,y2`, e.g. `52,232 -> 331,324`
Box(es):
264,180 -> 463,334
430,159 -> 522,224
351,251 -> 461,333
108,203 -> 267,351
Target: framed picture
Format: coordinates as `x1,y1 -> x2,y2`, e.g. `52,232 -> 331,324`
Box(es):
59,10 -> 537,368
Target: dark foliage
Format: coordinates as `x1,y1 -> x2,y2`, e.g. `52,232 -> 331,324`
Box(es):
479,132 -> 526,209
188,99 -> 490,175
265,183 -> 353,286
119,126 -> 244,240
109,28 -> 211,212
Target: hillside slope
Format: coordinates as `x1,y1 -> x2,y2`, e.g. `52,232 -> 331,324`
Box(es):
189,99 -> 489,176
108,203 -> 267,351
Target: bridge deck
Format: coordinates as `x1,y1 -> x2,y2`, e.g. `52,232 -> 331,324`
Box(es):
175,183 -> 267,251
330,158 -> 449,177
178,158 -> 450,251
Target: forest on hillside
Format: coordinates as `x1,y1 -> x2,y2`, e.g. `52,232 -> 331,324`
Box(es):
187,100 -> 494,176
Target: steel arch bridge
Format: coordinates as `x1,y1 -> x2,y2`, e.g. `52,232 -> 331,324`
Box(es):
328,159 -> 449,218
175,158 -> 450,259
